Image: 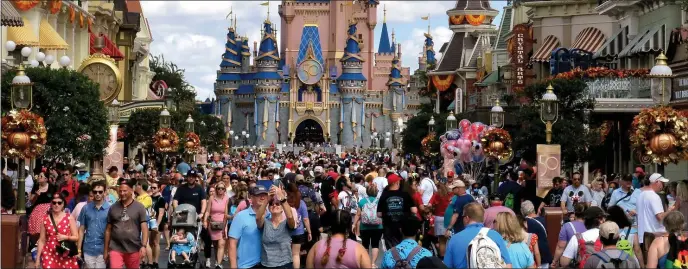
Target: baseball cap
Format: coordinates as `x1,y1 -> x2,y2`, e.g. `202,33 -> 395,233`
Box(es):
387,174 -> 402,185
635,167 -> 645,174
448,180 -> 465,189
584,206 -> 608,220
649,173 -> 669,183
75,163 -> 86,171
599,221 -> 620,240
250,185 -> 269,195
447,171 -> 455,178
186,169 -> 199,178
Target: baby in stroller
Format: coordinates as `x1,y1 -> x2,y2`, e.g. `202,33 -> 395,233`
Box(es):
170,227 -> 195,264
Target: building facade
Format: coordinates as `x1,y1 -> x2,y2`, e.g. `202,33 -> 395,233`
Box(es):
213,1 -> 423,148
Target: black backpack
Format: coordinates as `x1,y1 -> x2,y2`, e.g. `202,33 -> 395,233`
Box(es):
391,245 -> 423,269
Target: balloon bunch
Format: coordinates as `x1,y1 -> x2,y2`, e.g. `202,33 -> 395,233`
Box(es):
438,119 -> 498,179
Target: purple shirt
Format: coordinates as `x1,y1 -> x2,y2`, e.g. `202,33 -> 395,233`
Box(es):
483,206 -> 515,229
558,220 -> 587,242
292,200 -> 309,235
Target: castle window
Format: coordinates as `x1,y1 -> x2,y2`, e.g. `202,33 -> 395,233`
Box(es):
358,34 -> 363,41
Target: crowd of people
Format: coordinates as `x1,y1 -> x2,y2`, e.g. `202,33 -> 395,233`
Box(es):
2,149 -> 687,269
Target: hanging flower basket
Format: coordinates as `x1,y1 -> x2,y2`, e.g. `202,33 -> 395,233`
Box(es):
153,128 -> 179,153
1,110 -> 48,159
630,106 -> 688,164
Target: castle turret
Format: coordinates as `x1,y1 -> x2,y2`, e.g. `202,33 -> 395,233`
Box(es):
424,32 -> 437,68
388,45 -> 405,112
377,6 -> 392,54
254,19 -> 282,146
215,25 -> 242,128
337,19 -> 366,148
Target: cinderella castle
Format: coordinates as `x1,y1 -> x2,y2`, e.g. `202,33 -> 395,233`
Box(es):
210,0 -> 430,148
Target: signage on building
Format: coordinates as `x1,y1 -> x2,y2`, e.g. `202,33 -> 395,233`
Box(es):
510,24 -> 532,92
673,76 -> 688,101
537,144 -> 560,190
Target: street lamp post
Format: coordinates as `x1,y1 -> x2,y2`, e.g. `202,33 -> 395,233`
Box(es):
446,111 -> 457,130
540,84 -> 559,144
490,99 -> 505,128
185,115 -> 195,163
228,129 -> 234,150
10,58 -> 34,215
428,116 -> 435,133
649,52 -> 673,174
159,108 -> 171,169
385,131 -> 391,149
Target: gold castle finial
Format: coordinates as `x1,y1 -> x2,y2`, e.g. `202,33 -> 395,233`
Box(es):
226,6 -> 233,29
383,5 -> 386,23
234,14 -> 237,30
427,14 -> 431,35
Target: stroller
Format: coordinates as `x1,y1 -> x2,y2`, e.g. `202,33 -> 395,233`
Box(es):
167,204 -> 201,269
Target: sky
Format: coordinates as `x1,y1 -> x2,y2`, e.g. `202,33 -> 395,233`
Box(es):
140,1 -> 508,101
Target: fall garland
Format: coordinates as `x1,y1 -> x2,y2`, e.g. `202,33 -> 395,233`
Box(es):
50,0 -> 62,14
184,132 -> 202,154
153,128 -> 179,153
1,110 -> 47,159
553,67 -> 649,80
480,128 -> 512,160
13,0 -> 39,11
449,15 -> 465,25
432,75 -> 455,92
466,15 -> 486,26
421,133 -> 436,157
630,106 -> 688,164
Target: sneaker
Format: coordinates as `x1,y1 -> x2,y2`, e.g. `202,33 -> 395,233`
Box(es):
205,259 -> 211,268
215,265 -> 222,269
223,255 -> 228,262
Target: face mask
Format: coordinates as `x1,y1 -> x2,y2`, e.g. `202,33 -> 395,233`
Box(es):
274,175 -> 280,180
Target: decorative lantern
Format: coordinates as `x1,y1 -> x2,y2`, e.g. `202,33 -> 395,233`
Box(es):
446,111 -> 457,130
11,65 -> 33,110
108,99 -> 120,125
159,108 -> 171,129
649,52 -> 673,106
540,84 -> 559,144
490,99 -> 504,128
428,116 -> 435,133
185,114 -> 195,133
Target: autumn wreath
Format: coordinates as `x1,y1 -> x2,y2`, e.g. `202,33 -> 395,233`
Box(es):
153,128 -> 179,153
421,133 -> 436,157
480,128 -> 512,160
184,132 -> 202,154
1,110 -> 48,159
630,106 -> 688,164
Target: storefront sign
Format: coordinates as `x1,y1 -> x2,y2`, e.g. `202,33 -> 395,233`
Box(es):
673,77 -> 688,101
537,144 -> 560,189
510,24 -> 532,92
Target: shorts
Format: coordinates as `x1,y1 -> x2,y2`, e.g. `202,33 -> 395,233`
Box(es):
291,233 -> 307,245
171,244 -> 191,256
434,216 -> 446,236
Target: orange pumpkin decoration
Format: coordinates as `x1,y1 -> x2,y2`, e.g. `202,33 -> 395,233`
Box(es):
650,133 -> 677,155
489,141 -> 504,152
160,139 -> 171,148
9,132 -> 31,149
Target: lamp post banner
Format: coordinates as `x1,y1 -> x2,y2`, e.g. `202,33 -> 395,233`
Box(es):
537,144 -> 560,192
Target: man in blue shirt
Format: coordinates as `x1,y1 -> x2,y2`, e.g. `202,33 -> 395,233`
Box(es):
78,180 -> 110,269
609,174 -> 641,224
444,202 -> 512,268
381,216 -> 433,269
176,157 -> 191,176
228,185 -> 270,269
444,179 -> 474,236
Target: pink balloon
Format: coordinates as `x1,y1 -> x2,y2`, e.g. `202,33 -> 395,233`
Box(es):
487,126 -> 496,131
460,119 -> 471,129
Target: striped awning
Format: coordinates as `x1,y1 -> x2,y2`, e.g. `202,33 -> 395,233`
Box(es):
531,35 -> 560,62
1,2 -> 23,27
89,32 -> 124,60
6,18 -> 39,47
39,19 -> 68,50
619,23 -> 666,58
594,26 -> 628,59
570,27 -> 606,53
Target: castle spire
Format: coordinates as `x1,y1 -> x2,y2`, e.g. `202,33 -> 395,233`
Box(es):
383,5 -> 387,23
378,15 -> 392,54
338,19 -> 366,81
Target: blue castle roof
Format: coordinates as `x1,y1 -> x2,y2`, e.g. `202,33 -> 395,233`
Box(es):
256,20 -> 280,62
425,33 -> 437,66
220,28 -> 241,68
339,20 -> 366,82
297,25 -> 324,64
387,54 -> 403,87
378,22 -> 392,54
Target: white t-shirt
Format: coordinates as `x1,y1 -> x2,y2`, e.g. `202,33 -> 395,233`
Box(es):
419,177 -> 436,205
354,183 -> 367,200
71,201 -> 88,227
25,175 -> 34,195
372,177 -> 388,198
338,190 -> 358,214
637,189 -> 666,243
562,228 -> 600,259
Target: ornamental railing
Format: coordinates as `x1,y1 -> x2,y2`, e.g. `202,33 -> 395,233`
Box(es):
584,77 -> 651,99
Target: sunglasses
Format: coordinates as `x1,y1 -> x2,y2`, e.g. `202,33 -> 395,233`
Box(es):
62,173 -> 70,176
52,201 -> 63,205
217,187 -> 226,190
93,190 -> 104,194
150,187 -> 158,189
270,202 -> 281,206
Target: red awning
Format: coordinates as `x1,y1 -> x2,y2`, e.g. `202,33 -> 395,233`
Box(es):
89,32 -> 124,61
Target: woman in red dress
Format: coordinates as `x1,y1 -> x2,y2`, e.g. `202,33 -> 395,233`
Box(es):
35,192 -> 79,269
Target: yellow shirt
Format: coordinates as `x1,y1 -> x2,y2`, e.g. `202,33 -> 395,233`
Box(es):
136,193 -> 152,209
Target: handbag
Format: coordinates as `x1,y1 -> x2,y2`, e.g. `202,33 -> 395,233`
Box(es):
49,213 -> 78,258
210,221 -> 224,231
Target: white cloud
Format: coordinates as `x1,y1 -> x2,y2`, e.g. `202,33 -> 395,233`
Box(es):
377,1 -> 454,23
398,26 -> 452,71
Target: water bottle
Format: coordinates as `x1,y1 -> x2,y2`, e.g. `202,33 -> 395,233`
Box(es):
31,247 -> 37,261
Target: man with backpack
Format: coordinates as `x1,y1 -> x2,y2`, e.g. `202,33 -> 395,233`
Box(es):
583,221 -> 641,268
378,174 -> 418,249
444,202 -> 512,268
560,206 -> 608,268
380,216 -> 433,269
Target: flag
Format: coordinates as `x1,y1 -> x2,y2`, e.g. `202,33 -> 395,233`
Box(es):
260,1 -> 269,6
421,16 -> 429,20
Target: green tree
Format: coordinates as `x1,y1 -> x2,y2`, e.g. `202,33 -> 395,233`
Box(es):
401,112 -> 448,156
511,78 -> 601,169
150,54 -> 197,113
125,108 -> 163,147
1,67 -> 108,161
170,111 -> 226,153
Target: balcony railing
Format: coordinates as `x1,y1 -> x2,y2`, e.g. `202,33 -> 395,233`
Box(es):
584,77 -> 650,99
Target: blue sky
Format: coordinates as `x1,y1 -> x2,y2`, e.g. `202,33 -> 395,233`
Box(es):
141,1 -> 507,100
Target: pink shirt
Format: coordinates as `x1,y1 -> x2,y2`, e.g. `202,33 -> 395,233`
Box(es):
313,238 -> 360,268
483,205 -> 515,229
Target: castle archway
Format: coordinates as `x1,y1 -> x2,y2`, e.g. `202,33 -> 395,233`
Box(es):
294,119 -> 325,144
